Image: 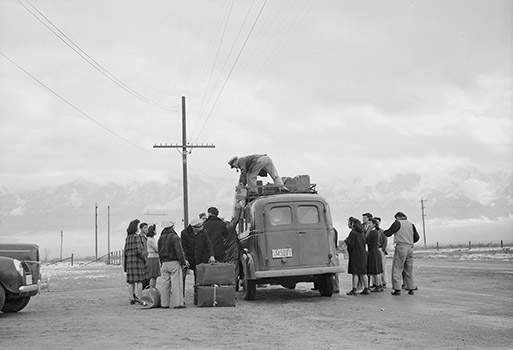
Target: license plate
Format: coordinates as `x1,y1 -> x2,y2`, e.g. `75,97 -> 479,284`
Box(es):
272,248 -> 293,258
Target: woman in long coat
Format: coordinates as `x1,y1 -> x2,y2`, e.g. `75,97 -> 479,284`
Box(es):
366,218 -> 383,292
344,217 -> 369,295
124,219 -> 146,304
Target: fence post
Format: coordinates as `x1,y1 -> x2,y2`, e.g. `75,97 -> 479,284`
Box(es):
468,241 -> 471,250
501,240 -> 504,249
71,254 -> 74,266
436,242 -> 439,251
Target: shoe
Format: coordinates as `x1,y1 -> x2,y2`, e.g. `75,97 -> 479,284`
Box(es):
370,286 -> 382,293
408,290 -> 414,295
346,289 -> 357,296
333,290 -> 340,294
360,288 -> 370,295
161,306 -> 170,309
129,299 -> 136,305
382,284 -> 387,289
173,305 -> 187,309
391,289 -> 401,296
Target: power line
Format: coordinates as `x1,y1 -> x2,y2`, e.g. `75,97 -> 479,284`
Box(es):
193,0 -> 269,143
0,51 -> 169,158
17,0 -> 178,111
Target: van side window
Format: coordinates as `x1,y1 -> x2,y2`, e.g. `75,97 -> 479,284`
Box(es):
298,205 -> 319,224
269,206 -> 292,225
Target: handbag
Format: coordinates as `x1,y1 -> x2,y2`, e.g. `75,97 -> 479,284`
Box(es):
140,285 -> 161,309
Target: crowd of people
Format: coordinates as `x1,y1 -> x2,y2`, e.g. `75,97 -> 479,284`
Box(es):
123,206 -> 241,309
343,211 -> 420,296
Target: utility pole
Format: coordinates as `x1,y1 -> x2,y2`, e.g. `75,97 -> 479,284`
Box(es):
60,230 -> 63,261
420,198 -> 427,250
95,203 -> 98,259
154,96 -> 215,228
107,205 -> 110,265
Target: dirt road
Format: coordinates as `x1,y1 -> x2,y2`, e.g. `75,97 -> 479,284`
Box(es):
1,259 -> 512,350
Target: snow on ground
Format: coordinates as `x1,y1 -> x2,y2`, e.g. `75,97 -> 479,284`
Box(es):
41,261 -> 121,279
414,246 -> 513,261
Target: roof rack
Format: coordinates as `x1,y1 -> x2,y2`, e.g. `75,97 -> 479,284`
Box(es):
246,175 -> 317,201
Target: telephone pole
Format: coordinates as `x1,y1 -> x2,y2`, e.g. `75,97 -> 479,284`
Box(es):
154,96 -> 215,228
420,198 -> 427,250
60,230 -> 63,260
107,205 -> 110,264
95,203 -> 98,259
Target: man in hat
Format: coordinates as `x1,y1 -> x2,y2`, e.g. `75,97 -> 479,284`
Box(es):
228,154 -> 286,192
384,212 -> 420,296
181,218 -> 215,287
158,221 -> 187,309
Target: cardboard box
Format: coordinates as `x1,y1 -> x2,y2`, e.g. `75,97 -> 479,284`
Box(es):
195,263 -> 235,286
196,285 -> 236,307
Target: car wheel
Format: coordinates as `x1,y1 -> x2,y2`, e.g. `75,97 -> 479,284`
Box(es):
242,264 -> 256,300
318,273 -> 334,297
0,285 -> 5,311
1,296 -> 31,313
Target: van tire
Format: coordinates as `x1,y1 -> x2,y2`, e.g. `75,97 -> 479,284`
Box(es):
318,274 -> 334,297
0,285 -> 5,311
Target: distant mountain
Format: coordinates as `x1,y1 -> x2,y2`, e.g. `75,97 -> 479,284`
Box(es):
1,169 -> 511,258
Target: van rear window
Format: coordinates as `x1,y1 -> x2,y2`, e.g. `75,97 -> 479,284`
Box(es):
298,206 -> 319,224
269,206 -> 292,225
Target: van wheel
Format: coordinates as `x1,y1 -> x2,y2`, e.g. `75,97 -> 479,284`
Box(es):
1,296 -> 30,313
318,274 -> 334,297
242,264 -> 256,300
0,285 -> 5,311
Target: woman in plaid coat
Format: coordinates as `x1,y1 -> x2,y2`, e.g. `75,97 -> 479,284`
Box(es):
124,219 -> 147,304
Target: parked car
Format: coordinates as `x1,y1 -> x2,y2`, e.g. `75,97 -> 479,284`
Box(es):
0,243 -> 41,313
236,176 -> 344,300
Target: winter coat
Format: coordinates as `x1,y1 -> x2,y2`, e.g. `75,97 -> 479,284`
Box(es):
181,225 -> 214,270
124,233 -> 147,283
203,216 -> 228,262
158,227 -> 186,265
344,227 -> 367,275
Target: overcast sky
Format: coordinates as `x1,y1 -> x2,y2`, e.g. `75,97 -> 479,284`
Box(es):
1,0 -> 511,193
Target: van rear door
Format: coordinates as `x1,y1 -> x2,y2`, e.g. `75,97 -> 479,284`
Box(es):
264,204 -> 301,268
295,202 -> 330,266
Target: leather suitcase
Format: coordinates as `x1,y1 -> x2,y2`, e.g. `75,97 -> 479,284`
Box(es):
196,285 -> 235,307
195,263 -> 235,286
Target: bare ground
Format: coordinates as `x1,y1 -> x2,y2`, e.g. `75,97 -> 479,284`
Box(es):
1,258 -> 512,350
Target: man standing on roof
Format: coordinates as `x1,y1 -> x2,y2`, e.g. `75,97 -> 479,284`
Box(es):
228,154 -> 286,192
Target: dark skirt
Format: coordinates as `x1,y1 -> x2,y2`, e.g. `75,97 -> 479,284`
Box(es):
147,257 -> 161,278
348,251 -> 367,275
367,247 -> 383,275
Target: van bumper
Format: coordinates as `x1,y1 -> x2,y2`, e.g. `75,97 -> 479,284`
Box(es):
255,266 -> 345,279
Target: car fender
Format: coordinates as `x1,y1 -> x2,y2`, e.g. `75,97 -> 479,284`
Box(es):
0,256 -> 23,294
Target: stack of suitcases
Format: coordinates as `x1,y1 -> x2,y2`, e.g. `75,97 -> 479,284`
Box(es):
194,262 -> 236,307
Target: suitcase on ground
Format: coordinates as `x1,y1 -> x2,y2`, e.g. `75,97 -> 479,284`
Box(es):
195,262 -> 235,286
196,285 -> 236,307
